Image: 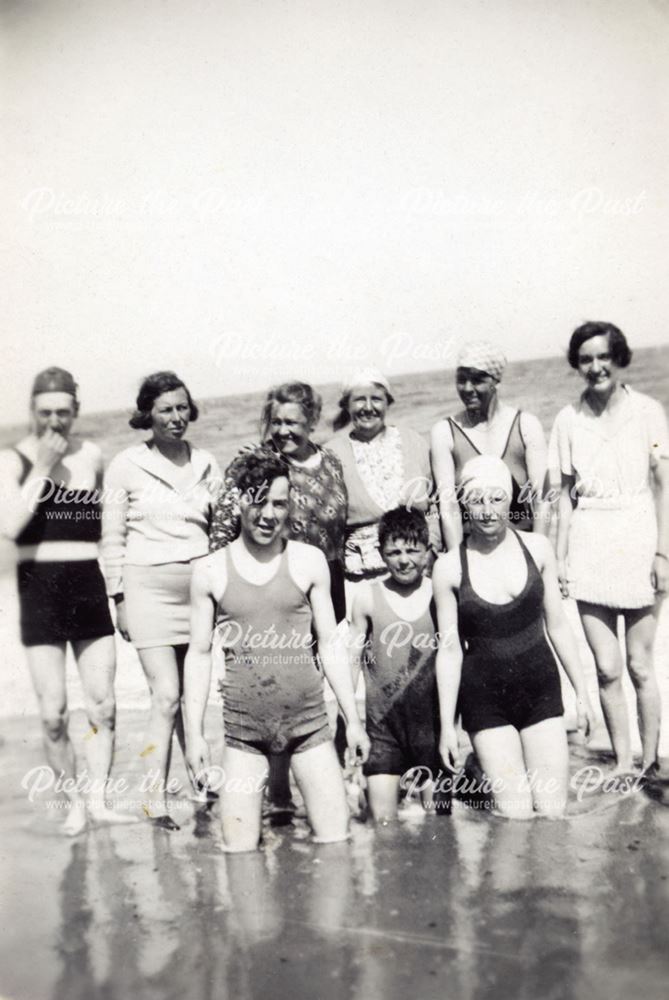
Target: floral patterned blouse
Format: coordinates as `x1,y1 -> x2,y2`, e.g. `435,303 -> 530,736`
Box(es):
208,443 -> 348,563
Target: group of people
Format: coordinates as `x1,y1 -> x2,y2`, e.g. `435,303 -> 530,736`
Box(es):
1,320 -> 667,846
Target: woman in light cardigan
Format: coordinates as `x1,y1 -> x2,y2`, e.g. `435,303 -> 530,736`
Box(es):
326,369 -> 441,586
102,372 -> 222,829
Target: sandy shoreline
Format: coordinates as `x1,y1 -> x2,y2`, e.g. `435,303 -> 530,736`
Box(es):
1,707 -> 668,1000
1,569 -> 669,1000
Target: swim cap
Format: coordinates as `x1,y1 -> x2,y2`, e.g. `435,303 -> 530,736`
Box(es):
342,367 -> 394,403
458,455 -> 512,501
31,367 -> 78,398
456,341 -> 507,382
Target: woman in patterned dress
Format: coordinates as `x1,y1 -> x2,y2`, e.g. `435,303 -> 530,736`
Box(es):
551,322 -> 669,773
209,381 -> 347,619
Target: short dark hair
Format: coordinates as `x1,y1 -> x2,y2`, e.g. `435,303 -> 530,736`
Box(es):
568,322 -> 632,370
129,371 -> 199,429
260,382 -> 322,440
378,507 -> 429,551
228,447 -> 289,501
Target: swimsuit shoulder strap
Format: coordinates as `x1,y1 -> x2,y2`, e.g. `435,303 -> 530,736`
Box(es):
500,410 -> 521,459
509,527 -> 540,578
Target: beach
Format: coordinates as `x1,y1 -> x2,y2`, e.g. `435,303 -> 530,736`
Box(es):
1,349 -> 669,1000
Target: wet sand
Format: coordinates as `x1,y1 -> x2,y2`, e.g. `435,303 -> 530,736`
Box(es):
1,566 -> 669,1000
1,707 -> 669,1000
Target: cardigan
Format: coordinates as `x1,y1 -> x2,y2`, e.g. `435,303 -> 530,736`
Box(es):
101,442 -> 222,595
326,424 -> 434,525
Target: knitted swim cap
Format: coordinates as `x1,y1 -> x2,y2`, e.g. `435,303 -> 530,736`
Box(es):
456,341 -> 507,382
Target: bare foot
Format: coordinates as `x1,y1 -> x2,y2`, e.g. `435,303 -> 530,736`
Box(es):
62,801 -> 88,836
88,804 -> 139,825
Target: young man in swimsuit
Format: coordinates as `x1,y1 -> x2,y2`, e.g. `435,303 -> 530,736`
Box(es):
184,449 -> 369,852
0,367 -> 132,834
430,340 -> 550,551
349,507 -> 446,821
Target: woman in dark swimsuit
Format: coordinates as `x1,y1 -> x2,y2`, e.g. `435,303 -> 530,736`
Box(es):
432,455 -> 594,818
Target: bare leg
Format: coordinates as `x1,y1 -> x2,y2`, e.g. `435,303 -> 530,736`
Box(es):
520,717 -> 569,817
137,646 -> 182,823
25,644 -> 87,835
471,726 -> 534,819
74,635 -> 136,823
624,605 -> 661,770
367,774 -> 401,822
578,602 -> 632,770
291,741 -> 349,843
220,745 -> 269,852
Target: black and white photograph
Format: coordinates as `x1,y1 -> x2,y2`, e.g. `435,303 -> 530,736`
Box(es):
2,2 -> 668,998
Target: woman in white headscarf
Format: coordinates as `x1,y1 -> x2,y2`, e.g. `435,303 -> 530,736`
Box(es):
327,368 -> 441,583
432,456 -> 594,818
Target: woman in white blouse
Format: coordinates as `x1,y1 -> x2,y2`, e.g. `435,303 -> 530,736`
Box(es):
551,322 -> 668,775
103,372 -> 221,828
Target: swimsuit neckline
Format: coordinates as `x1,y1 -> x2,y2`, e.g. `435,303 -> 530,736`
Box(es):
463,529 -> 532,608
227,541 -> 288,589
375,579 -> 432,624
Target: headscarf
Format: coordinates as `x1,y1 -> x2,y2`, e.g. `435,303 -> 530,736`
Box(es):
341,368 -> 394,404
31,367 -> 78,398
458,455 -> 512,502
456,341 -> 507,382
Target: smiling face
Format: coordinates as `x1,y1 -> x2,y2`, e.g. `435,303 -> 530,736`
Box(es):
268,402 -> 313,461
31,392 -> 77,438
348,383 -> 390,440
455,367 -> 497,417
239,475 -> 290,547
150,388 -> 191,444
463,486 -> 510,540
380,535 -> 429,585
576,333 -> 620,396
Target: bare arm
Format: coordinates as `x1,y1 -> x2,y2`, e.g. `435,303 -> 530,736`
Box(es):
535,536 -> 594,735
651,457 -> 669,595
0,434 -> 67,540
308,549 -> 369,762
183,559 -> 216,740
520,412 -> 550,535
348,585 -> 372,694
432,554 -> 464,766
430,421 -> 462,552
101,454 -> 130,597
555,474 -> 575,598
183,558 -> 217,784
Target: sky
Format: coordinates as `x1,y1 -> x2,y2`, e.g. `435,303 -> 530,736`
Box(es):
3,0 -> 669,423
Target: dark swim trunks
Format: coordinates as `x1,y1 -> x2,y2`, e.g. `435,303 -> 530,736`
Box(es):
18,560 -> 114,647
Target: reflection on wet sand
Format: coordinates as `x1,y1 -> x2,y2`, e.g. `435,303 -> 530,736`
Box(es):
2,738 -> 669,1000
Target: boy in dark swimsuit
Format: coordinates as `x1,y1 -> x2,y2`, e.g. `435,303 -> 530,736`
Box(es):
184,449 -> 369,851
349,508 -> 445,821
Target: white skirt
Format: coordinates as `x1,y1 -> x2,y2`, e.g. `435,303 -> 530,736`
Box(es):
123,561 -> 193,649
566,494 -> 657,609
